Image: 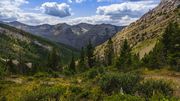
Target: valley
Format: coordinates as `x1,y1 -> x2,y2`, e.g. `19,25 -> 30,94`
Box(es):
0,0 -> 179,100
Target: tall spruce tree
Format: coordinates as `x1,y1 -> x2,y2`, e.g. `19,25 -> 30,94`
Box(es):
86,40 -> 95,68
131,53 -> 141,69
142,22 -> 180,70
143,42 -> 166,69
115,39 -> 132,70
47,48 -> 61,72
104,38 -> 114,66
69,52 -> 76,73
162,22 -> 180,70
78,47 -> 86,72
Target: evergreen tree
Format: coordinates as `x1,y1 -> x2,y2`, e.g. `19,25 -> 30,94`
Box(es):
115,39 -> 132,70
86,40 -> 95,68
17,47 -> 28,74
78,47 -> 86,72
143,42 -> 166,69
131,53 -> 141,69
163,22 -> 180,70
47,48 -> 61,72
80,47 -> 85,63
69,52 -> 76,73
142,22 -> 180,70
7,58 -> 16,74
104,38 -> 114,66
0,60 -> 5,79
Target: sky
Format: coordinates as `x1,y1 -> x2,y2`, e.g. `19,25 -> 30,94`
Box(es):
0,0 -> 160,26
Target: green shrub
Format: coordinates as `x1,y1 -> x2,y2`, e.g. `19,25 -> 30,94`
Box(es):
20,86 -> 66,101
0,96 -> 7,101
104,94 -> 144,101
85,67 -> 105,79
149,93 -> 180,101
137,79 -> 173,98
98,73 -> 142,95
69,86 -> 82,94
0,67 -> 5,79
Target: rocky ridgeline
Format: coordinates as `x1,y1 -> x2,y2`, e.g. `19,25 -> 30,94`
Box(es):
95,0 -> 180,58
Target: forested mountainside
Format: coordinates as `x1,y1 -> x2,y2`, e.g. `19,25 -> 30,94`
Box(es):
8,22 -> 124,49
95,0 -> 180,58
0,23 -> 79,71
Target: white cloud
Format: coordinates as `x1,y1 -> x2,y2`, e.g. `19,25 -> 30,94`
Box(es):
96,1 -> 158,18
66,15 -> 138,26
0,0 -> 159,26
0,0 -> 28,21
40,2 -> 71,18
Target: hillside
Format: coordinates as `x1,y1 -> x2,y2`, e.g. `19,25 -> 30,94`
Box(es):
95,0 -> 180,58
0,23 -> 79,66
7,22 -> 125,49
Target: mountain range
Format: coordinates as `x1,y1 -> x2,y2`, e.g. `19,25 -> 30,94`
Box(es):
7,22 -> 124,49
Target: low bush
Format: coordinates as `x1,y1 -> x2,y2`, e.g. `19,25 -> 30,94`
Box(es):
20,86 -> 66,101
137,79 -> 173,98
85,67 -> 105,79
98,72 -> 142,95
104,94 -> 144,101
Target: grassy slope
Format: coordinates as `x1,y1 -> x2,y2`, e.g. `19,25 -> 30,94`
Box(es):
0,23 -> 79,65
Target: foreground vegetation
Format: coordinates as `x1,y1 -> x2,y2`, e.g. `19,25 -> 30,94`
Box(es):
0,22 -> 179,100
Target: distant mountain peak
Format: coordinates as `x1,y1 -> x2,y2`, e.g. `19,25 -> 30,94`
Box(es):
7,21 -> 125,49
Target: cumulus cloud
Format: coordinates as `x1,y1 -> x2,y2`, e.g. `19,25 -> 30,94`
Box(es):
0,0 -> 159,26
66,15 -> 138,26
0,0 -> 68,25
96,1 -> 158,19
40,2 -> 71,18
0,0 -> 28,21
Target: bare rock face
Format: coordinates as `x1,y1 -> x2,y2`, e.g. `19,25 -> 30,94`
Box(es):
95,0 -> 180,58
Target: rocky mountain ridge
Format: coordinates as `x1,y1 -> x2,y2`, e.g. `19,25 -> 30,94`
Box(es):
7,22 -> 124,49
95,0 -> 180,58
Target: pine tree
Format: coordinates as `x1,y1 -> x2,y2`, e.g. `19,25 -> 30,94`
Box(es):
162,22 -> 180,70
47,48 -> 61,72
78,47 -> 86,72
142,22 -> 180,70
86,40 -> 95,68
143,42 -> 166,69
69,52 -> 76,73
104,38 -> 114,66
115,39 -> 132,70
0,60 -> 5,79
131,53 -> 141,69
80,47 -> 85,63
17,47 -> 28,74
